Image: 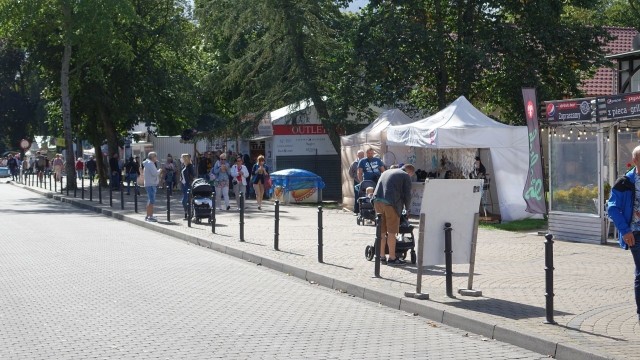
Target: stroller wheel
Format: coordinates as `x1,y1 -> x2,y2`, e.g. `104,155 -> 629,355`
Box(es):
398,251 -> 407,260
356,217 -> 361,226
365,245 -> 374,261
410,250 -> 417,264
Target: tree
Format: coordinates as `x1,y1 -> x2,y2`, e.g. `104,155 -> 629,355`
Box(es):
195,0 -> 351,148
354,0 -> 610,122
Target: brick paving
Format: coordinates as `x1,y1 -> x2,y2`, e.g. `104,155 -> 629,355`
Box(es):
12,176 -> 640,359
0,180 -> 550,360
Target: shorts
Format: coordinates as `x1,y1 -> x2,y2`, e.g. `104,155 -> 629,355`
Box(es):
145,186 -> 157,205
374,201 -> 400,236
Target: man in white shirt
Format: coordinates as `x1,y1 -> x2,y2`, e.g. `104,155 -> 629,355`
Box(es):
143,152 -> 163,222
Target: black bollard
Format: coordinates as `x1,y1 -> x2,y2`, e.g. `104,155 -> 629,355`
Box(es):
98,181 -> 102,204
444,222 -> 453,298
74,179 -> 77,198
81,176 -> 84,200
187,188 -> 192,227
544,233 -> 556,324
109,183 -> 113,207
134,183 -> 138,213
274,200 -> 280,250
166,187 -> 170,222
211,191 -> 216,233
120,181 -> 124,210
317,206 -> 323,263
89,178 -> 93,201
374,214 -> 382,278
54,176 -> 57,192
239,192 -> 245,242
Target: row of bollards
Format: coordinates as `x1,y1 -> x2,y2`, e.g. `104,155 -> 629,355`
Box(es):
23,174 -> 328,266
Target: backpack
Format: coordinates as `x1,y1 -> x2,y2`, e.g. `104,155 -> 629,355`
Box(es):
348,160 -> 358,180
37,156 -> 45,168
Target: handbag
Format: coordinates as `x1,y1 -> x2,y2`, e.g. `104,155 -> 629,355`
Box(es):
264,173 -> 272,190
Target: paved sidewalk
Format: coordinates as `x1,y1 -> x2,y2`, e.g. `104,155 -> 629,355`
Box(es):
13,178 -> 640,359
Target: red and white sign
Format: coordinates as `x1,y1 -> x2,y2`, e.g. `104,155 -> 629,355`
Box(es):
273,124 -> 337,156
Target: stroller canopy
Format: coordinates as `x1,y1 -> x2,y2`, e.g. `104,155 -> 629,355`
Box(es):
270,169 -> 325,192
191,178 -> 213,195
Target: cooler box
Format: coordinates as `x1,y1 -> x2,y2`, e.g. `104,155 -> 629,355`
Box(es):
270,169 -> 325,204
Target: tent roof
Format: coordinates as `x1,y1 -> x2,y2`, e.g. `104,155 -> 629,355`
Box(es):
340,109 -> 414,147
386,96 -> 518,148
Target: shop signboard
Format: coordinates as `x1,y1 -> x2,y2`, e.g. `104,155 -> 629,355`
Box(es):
603,92 -> 640,121
545,98 -> 593,122
272,124 -> 337,156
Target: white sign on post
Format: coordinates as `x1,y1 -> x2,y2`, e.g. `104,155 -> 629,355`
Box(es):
420,179 -> 484,266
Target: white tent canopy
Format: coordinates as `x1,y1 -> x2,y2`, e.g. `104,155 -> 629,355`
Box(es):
340,109 -> 416,206
386,96 -> 533,222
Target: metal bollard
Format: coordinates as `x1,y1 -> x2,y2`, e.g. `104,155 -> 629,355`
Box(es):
317,206 -> 323,263
544,234 -> 556,324
120,181 -> 124,210
274,200 -> 280,250
444,222 -> 453,298
239,192 -> 244,242
374,213 -> 382,278
187,189 -> 192,227
98,181 -> 102,204
109,183 -> 113,207
134,183 -> 138,213
166,187 -> 170,222
211,191 -> 216,233
74,179 -> 77,198
89,178 -> 93,201
54,176 -> 57,192
81,176 -> 84,200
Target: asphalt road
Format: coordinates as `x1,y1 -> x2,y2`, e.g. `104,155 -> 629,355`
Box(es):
0,180 -> 549,359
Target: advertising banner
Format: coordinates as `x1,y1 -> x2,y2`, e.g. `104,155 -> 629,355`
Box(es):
603,92 -> 640,120
522,88 -> 547,214
545,98 -> 593,122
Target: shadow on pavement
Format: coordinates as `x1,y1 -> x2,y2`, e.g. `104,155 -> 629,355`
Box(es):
446,297 -> 573,320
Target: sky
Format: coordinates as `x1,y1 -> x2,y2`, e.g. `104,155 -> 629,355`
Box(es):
344,0 -> 369,12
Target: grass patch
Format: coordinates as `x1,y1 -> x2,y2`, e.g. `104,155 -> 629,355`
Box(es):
479,218 -> 547,232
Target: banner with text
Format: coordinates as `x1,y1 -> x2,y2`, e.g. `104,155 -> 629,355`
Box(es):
522,88 -> 547,214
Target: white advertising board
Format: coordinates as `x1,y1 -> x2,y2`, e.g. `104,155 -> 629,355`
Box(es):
420,179 -> 484,266
273,124 -> 337,156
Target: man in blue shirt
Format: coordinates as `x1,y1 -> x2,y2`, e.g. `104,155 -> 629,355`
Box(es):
608,145 -> 640,324
357,147 -> 386,184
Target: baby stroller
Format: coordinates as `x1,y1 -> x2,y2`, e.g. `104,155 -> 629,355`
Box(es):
356,179 -> 377,226
365,211 -> 416,264
190,178 -> 214,224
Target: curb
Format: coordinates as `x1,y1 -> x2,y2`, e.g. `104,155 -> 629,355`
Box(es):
15,182 -> 616,360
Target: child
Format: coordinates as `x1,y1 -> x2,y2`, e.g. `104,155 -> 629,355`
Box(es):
366,187 -> 374,199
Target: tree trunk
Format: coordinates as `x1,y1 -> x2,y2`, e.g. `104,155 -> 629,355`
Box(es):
61,2 -> 76,190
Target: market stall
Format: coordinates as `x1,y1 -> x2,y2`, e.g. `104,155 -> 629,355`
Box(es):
385,96 -> 534,222
340,109 -> 416,207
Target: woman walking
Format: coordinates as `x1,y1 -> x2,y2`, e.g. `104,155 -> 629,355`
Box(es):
251,155 -> 270,210
230,156 -> 249,210
52,154 -> 64,182
180,153 -> 196,220
212,152 -> 231,211
163,154 -> 177,195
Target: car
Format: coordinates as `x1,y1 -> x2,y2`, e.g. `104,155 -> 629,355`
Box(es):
0,167 -> 10,178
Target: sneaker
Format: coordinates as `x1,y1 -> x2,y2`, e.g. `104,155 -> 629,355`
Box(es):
226,206 -> 231,211
387,258 -> 406,266
147,216 -> 158,222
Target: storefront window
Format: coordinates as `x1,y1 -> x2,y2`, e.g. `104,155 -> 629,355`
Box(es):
549,126 -> 598,214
